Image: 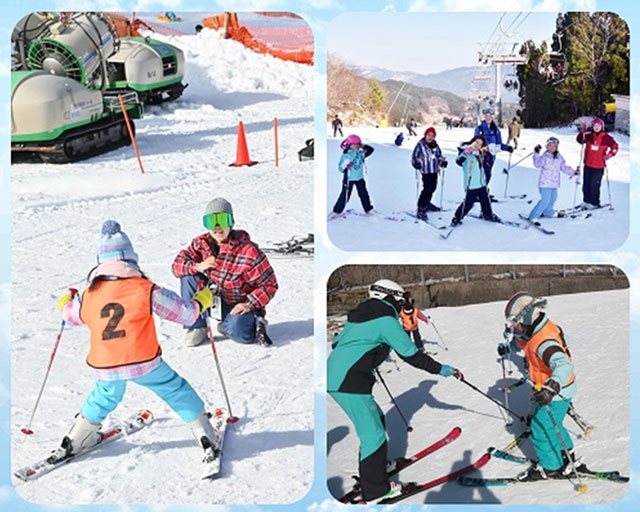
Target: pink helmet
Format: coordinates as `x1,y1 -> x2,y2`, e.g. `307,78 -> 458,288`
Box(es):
591,117 -> 605,128
340,134 -> 362,150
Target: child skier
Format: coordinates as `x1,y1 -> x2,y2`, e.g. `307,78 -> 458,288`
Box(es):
328,279 -> 458,503
53,220 -> 221,473
399,297 -> 429,350
172,197 -> 277,347
451,135 -> 499,226
526,137 -> 579,220
411,126 -> 448,220
331,134 -> 375,216
498,292 -> 585,482
576,117 -> 619,209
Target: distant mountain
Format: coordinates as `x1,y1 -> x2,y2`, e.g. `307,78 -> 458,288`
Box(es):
354,64 -> 520,103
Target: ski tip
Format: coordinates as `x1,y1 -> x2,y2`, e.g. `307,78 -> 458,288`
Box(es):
227,416 -> 240,424
138,409 -> 155,423
20,428 -> 34,435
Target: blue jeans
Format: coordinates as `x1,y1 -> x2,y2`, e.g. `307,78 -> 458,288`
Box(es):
180,275 -> 257,344
529,187 -> 558,219
81,360 -> 205,423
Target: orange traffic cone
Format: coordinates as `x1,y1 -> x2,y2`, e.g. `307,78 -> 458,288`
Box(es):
229,121 -> 258,167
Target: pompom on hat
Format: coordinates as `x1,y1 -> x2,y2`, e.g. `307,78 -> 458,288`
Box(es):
97,220 -> 139,265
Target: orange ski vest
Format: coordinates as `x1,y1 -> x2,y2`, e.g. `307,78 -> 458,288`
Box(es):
516,320 -> 575,388
400,309 -> 419,331
80,277 -> 161,369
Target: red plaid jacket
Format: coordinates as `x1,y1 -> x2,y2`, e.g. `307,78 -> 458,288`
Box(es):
172,230 -> 278,309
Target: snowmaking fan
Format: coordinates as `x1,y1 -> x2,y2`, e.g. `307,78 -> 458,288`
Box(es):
27,13 -> 116,88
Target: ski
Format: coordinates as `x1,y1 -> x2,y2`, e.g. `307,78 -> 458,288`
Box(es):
500,429 -> 532,453
398,211 -> 447,230
459,469 -> 629,487
557,203 -> 612,217
378,452 -> 492,504
14,409 -> 154,482
469,214 -> 525,230
508,194 -> 528,199
261,234 -> 314,257
339,426 -> 462,503
202,407 -> 230,479
517,214 -> 555,235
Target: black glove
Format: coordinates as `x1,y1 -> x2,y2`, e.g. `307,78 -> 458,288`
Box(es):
412,162 -> 421,170
507,145 -> 514,153
534,144 -> 542,153
497,343 -> 510,356
534,379 -> 560,405
440,159 -> 448,168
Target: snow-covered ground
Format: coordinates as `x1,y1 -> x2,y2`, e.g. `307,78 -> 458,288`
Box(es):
327,126 -> 629,251
327,290 -> 629,504
11,29 -> 314,504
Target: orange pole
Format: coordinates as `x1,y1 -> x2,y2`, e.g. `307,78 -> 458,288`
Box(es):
274,117 -> 279,167
118,94 -> 145,174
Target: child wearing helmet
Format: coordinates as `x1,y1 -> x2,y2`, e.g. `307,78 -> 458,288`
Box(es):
328,279 -> 458,503
172,197 -> 278,347
526,137 -> 579,220
498,292 -> 584,482
451,135 -> 500,225
399,296 -> 429,350
576,117 -> 619,209
53,220 -> 222,471
331,134 -> 375,216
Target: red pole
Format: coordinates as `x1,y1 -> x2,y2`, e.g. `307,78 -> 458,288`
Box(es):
118,94 -> 145,174
274,117 -> 279,167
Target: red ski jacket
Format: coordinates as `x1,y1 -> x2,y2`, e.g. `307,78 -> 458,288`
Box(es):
576,130 -> 618,169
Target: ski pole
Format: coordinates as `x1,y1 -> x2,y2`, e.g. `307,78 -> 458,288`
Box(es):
503,151 -> 534,174
427,316 -> 448,351
198,281 -> 239,425
567,402 -> 595,437
500,355 -> 512,427
375,368 -> 413,432
415,168 -> 420,215
503,152 -> 512,198
439,164 -> 446,211
454,370 -> 526,422
22,288 -> 78,435
537,391 -> 588,493
573,139 -> 586,210
604,163 -> 614,210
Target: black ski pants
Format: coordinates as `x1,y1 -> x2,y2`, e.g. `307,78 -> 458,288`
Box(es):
582,165 -> 604,207
405,329 -> 423,350
453,187 -> 493,222
417,173 -> 438,212
333,174 -> 373,214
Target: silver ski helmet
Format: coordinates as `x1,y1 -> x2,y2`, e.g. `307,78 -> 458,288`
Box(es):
504,292 -> 547,327
369,279 -> 406,302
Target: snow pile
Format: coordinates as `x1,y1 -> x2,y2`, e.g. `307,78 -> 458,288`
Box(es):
327,290 -> 629,504
327,126 -> 629,251
11,27 -> 313,505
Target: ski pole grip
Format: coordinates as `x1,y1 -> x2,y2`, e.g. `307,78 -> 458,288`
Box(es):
69,288 -> 78,298
196,279 -> 205,291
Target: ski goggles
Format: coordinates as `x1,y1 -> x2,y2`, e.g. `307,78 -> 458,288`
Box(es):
482,108 -> 495,115
203,212 -> 234,230
546,137 -> 560,145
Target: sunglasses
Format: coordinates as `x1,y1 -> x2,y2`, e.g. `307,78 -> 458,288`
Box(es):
203,212 -> 234,230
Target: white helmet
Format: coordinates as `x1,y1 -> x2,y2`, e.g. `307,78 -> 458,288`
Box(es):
369,279 -> 406,302
504,292 -> 547,326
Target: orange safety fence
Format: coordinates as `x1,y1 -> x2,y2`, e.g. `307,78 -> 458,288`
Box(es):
203,13 -> 313,65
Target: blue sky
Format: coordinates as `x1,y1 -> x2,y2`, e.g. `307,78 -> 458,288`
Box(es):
2,1 -> 639,511
328,11 -> 559,74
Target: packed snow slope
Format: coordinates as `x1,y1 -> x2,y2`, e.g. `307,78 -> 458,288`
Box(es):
11,29 -> 313,504
327,126 -> 629,251
327,290 -> 629,504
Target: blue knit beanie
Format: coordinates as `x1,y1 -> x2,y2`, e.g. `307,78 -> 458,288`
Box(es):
97,220 -> 139,264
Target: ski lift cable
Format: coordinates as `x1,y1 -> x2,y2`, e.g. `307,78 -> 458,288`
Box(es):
480,12 -> 506,56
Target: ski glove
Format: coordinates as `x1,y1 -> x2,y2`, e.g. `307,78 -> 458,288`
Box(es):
534,379 -> 560,405
507,145 -> 514,153
534,144 -> 542,153
412,161 -> 421,170
440,158 -> 448,168
192,287 -> 213,313
497,342 -> 510,356
439,364 -> 456,377
603,152 -> 613,161
56,288 -> 78,312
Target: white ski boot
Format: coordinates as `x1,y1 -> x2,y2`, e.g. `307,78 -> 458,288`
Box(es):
48,414 -> 102,463
188,412 -> 222,479
183,327 -> 207,347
